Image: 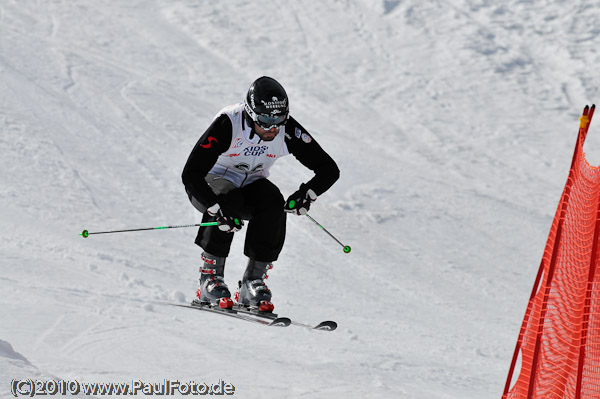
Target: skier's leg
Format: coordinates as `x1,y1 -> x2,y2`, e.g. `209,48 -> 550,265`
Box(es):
234,179 -> 286,311
187,175 -> 240,307
192,174 -> 241,257
240,178 -> 286,262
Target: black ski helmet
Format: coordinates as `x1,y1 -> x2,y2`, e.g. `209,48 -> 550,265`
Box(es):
244,76 -> 289,129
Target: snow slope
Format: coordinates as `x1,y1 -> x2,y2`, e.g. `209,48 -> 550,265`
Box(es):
2,1 -> 600,398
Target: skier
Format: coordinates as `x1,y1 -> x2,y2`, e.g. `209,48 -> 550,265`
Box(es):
182,76 -> 340,312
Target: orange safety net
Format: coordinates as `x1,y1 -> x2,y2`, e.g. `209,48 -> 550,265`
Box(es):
503,105 -> 600,399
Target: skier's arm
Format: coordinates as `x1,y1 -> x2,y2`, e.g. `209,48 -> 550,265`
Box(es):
285,117 -> 340,196
182,114 -> 233,209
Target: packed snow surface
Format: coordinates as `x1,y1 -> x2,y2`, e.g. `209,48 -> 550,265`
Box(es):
2,1 -> 600,398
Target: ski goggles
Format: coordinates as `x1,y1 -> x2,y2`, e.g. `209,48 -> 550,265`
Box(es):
254,112 -> 288,130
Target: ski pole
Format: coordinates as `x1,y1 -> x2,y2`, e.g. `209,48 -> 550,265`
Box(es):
80,222 -> 218,238
305,214 -> 351,254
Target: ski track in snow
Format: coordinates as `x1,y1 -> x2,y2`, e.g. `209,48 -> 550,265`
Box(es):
2,0 -> 600,398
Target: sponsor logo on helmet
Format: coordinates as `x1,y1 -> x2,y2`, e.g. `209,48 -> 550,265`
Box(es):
261,96 -> 287,110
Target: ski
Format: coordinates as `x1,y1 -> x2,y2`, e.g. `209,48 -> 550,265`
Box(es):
170,302 -> 336,331
232,305 -> 337,331
292,320 -> 337,331
171,303 -> 291,327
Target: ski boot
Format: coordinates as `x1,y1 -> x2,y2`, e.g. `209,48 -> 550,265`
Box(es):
235,259 -> 274,312
193,252 -> 234,309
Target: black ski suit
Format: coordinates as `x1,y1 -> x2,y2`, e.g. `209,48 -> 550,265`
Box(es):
182,104 -> 339,262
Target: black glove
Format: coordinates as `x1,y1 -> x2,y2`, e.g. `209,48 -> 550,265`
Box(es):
207,203 -> 244,232
207,193 -> 244,233
284,184 -> 317,215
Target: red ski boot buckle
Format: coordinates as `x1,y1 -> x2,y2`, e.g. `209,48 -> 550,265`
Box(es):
259,301 -> 274,312
218,298 -> 234,309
